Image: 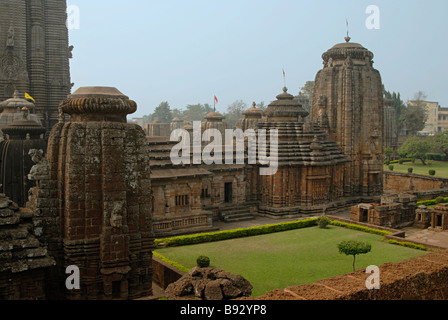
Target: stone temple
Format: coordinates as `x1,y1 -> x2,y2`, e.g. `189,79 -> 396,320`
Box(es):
311,36 -> 384,198
0,0 -> 72,131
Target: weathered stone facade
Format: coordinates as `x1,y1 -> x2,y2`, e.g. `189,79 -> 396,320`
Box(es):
0,193 -> 55,300
148,137 -> 216,237
311,38 -> 385,197
350,194 -> 417,228
0,0 -> 72,131
429,203 -> 448,232
26,87 -> 154,300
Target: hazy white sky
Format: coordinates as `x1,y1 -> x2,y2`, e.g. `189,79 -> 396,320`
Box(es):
67,0 -> 448,117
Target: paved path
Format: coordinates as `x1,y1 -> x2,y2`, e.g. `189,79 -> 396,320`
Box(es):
402,226 -> 448,249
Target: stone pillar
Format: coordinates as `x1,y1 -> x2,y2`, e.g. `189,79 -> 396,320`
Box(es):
28,86 -> 154,300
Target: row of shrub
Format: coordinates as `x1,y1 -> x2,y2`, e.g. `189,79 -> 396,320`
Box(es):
153,251 -> 190,273
328,220 -> 392,236
384,153 -> 448,165
387,165 -> 436,176
154,218 -> 319,248
154,218 -> 397,248
417,196 -> 448,207
384,158 -> 413,165
386,239 -> 428,251
426,153 -> 448,161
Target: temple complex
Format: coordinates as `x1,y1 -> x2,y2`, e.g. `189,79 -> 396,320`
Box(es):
0,0 -> 407,299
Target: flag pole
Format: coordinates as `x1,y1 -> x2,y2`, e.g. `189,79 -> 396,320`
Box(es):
283,69 -> 286,88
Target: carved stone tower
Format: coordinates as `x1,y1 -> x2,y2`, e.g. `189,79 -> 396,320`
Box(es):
0,0 -> 72,131
311,37 -> 385,198
27,87 -> 154,300
254,87 -> 348,217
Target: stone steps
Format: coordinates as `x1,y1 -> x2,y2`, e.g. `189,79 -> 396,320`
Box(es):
219,205 -> 255,223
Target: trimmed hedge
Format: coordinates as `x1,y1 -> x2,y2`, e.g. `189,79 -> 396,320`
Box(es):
417,196 -> 448,207
386,239 -> 428,251
154,218 -> 395,249
328,220 -> 392,236
155,218 -> 319,248
388,158 -> 413,164
153,251 -> 190,273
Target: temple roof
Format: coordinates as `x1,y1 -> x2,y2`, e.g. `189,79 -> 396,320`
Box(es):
242,102 -> 264,118
0,91 -> 35,112
204,111 -> 224,121
264,87 -> 309,122
61,86 -> 137,117
322,37 -> 374,62
2,108 -> 46,139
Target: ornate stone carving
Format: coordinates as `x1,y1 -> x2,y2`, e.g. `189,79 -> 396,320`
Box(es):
28,149 -> 49,183
6,25 -> 14,48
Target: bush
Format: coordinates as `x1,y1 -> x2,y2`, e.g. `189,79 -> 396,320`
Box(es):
429,170 -> 436,176
153,252 -> 190,273
317,216 -> 331,229
386,239 -> 427,251
426,153 -> 448,161
196,256 -> 211,268
408,167 -> 413,173
329,220 -> 392,236
388,165 -> 394,171
435,197 -> 445,204
384,160 -> 391,165
390,158 -> 412,164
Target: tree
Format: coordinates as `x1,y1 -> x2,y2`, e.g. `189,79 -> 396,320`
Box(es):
256,102 -> 266,111
384,147 -> 393,161
182,103 -> 214,123
400,91 -> 428,135
299,81 -> 314,100
152,101 -> 173,123
224,100 -> 247,129
398,136 -> 432,165
384,87 -> 406,140
338,241 -> 372,272
431,130 -> 448,159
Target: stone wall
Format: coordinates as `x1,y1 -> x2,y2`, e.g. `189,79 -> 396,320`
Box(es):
152,256 -> 185,290
255,250 -> 448,300
384,171 -> 448,193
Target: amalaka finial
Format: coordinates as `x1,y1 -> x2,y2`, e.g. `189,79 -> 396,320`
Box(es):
283,87 -> 288,93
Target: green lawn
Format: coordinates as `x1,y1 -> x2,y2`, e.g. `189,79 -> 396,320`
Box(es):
385,160 -> 448,177
155,226 -> 426,297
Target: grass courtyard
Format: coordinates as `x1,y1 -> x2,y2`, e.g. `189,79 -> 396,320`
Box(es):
384,160 -> 448,177
155,225 -> 426,297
